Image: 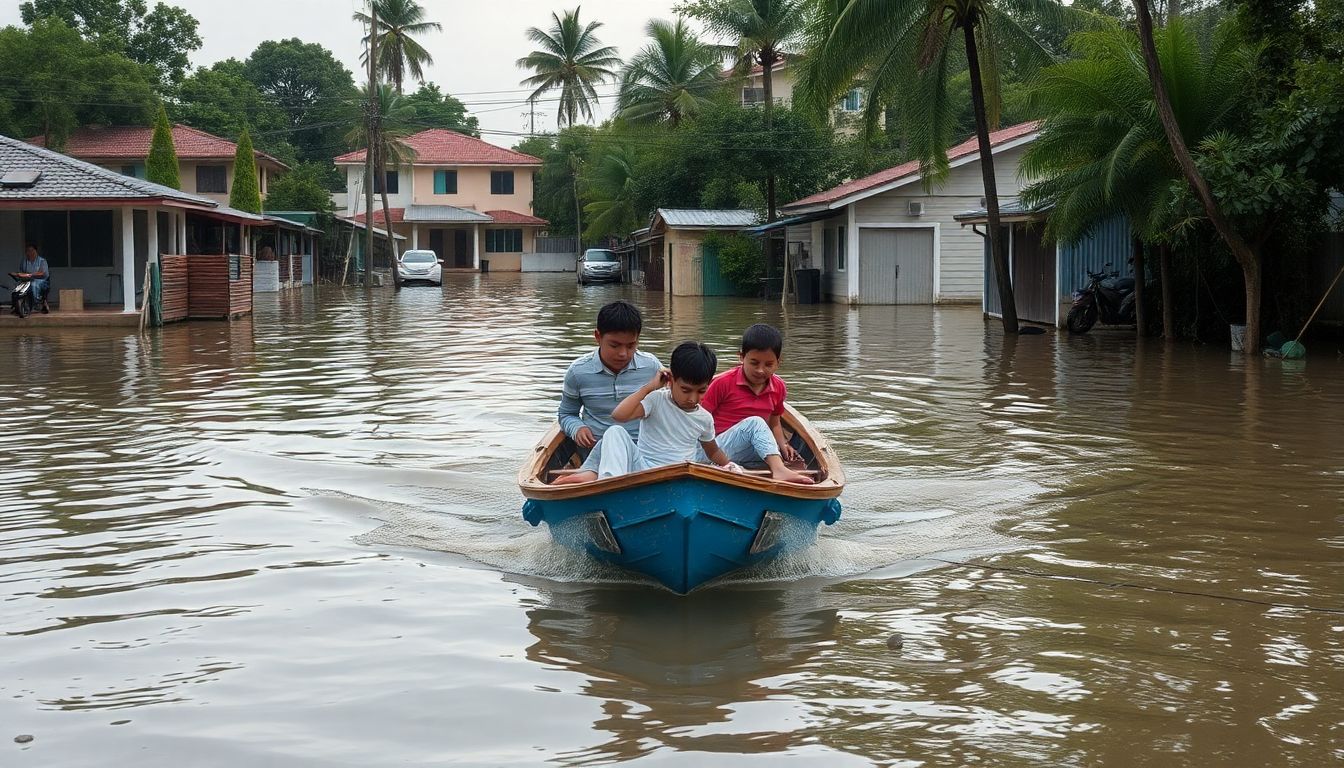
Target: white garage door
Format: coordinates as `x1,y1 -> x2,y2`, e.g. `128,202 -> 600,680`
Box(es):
859,228 -> 935,304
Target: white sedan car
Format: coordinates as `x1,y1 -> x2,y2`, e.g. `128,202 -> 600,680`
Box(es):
398,249 -> 443,286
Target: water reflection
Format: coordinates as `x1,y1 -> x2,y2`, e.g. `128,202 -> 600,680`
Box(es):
523,582 -> 840,763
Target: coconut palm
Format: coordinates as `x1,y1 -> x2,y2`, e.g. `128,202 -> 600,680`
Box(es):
679,0 -> 811,220
797,0 -> 1084,334
347,84 -> 418,282
354,0 -> 443,94
1019,19 -> 1251,338
617,18 -> 724,126
582,145 -> 640,240
517,8 -> 622,128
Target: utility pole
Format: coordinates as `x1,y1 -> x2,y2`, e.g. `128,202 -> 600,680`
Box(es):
529,97 -> 536,136
364,0 -> 378,293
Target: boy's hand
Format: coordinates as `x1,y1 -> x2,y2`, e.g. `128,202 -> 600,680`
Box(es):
779,443 -> 802,464
574,427 -> 597,448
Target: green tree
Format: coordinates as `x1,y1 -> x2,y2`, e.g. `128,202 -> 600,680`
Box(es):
517,8 -> 621,128
174,60 -> 297,164
346,84 -> 418,276
677,0 -> 810,219
264,162 -> 336,213
146,103 -> 179,188
229,128 -> 262,213
798,0 -> 1082,334
0,17 -> 155,147
617,18 -> 724,126
581,144 -> 640,240
353,0 -> 442,94
19,0 -> 201,88
402,82 -> 480,136
1020,20 -> 1251,337
244,39 -> 360,163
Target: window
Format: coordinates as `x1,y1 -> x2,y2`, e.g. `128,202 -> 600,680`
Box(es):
485,228 -> 522,252
837,226 -> 847,271
22,211 -> 69,267
434,169 -> 457,195
374,171 -> 399,194
69,211 -> 114,267
742,87 -> 765,106
196,165 -> 228,193
119,164 -> 144,178
841,88 -> 864,112
490,170 -> 514,195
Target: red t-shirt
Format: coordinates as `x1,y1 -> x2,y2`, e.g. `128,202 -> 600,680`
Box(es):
701,365 -> 787,435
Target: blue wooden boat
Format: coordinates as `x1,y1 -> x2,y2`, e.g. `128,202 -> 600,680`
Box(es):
519,404 -> 844,593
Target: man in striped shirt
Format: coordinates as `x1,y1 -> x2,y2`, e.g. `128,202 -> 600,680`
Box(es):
553,301 -> 661,485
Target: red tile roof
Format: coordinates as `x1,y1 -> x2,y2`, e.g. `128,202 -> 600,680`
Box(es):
334,129 -> 542,166
485,209 -> 548,226
352,208 -> 405,225
784,121 -> 1040,210
28,124 -> 287,168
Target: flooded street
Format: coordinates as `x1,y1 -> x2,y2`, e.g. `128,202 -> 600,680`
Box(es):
3,273 -> 1342,766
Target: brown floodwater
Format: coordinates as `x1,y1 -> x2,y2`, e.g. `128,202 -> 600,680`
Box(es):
2,274 -> 1342,766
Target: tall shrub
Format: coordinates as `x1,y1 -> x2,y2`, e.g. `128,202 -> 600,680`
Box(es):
146,104 -> 179,189
230,127 -> 262,213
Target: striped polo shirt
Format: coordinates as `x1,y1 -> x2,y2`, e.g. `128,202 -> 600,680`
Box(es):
557,348 -> 662,440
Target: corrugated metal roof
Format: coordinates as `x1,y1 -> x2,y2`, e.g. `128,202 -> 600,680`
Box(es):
0,134 -> 216,205
657,208 -> 761,228
403,204 -> 493,223
953,199 -> 1042,223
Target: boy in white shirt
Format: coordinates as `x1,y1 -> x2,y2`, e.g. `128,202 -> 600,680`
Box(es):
560,341 -> 740,481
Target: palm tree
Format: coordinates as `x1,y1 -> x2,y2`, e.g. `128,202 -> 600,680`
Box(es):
517,8 -> 622,128
354,0 -> 442,94
617,19 -> 724,126
582,145 -> 640,240
1019,19 -> 1251,338
797,0 -> 1082,334
679,0 -> 810,221
1129,0 -> 1265,353
347,84 -> 417,283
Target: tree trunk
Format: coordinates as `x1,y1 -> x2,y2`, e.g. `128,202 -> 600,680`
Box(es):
761,49 -> 778,223
1167,0 -> 1182,24
572,154 -> 583,257
963,19 -> 1019,334
364,1 -> 378,294
380,145 -> 400,289
1159,243 -> 1174,339
1132,236 -> 1146,337
1132,0 -> 1260,352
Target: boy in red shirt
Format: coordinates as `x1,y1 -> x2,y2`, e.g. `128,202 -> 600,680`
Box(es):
700,323 -> 812,485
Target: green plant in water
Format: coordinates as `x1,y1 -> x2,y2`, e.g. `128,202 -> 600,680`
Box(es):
704,231 -> 764,293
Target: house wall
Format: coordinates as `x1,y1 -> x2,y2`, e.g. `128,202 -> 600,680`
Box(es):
409,165 -> 536,213
88,158 -> 273,206
848,144 -> 1030,303
744,67 -> 796,105
342,165 -> 413,214
665,228 -> 707,296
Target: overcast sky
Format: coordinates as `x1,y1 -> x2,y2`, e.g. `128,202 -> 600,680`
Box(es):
0,0 -> 686,148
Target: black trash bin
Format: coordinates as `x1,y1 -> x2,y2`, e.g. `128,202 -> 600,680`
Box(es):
794,268 -> 821,304
479,259 -> 490,273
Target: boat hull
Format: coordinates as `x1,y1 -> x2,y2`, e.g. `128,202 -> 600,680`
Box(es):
523,475 -> 841,593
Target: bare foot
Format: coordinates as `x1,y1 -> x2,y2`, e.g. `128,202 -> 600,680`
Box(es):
772,468 -> 815,485
552,470 -> 597,486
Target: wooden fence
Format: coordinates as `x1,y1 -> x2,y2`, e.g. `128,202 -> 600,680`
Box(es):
183,254 -> 253,320
160,255 -> 189,323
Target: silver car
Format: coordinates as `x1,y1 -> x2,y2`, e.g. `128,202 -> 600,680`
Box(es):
577,249 -> 622,285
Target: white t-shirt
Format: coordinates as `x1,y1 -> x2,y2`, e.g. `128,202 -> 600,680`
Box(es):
636,388 -> 716,467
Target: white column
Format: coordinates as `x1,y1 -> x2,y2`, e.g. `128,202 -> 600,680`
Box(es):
411,225 -> 419,250
147,209 -> 160,266
472,225 -> 481,270
121,207 -> 135,312
846,204 -> 859,303
177,213 -> 187,255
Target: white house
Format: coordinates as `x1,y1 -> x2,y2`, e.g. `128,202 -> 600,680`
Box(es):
774,121 -> 1040,304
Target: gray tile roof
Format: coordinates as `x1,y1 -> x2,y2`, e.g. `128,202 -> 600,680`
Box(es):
657,208 -> 762,228
404,204 -> 493,223
0,134 -> 216,206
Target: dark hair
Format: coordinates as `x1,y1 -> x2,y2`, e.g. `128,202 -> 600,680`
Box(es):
740,323 -> 783,357
596,300 -> 642,335
669,341 -> 717,385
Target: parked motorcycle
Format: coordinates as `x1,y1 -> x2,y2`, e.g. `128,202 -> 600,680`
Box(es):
7,272 -> 38,318
1067,264 -> 1137,333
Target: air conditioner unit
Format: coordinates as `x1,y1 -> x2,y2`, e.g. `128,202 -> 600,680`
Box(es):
907,201 -> 924,216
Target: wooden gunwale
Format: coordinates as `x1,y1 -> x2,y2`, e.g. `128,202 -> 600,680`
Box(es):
518,403 -> 846,502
